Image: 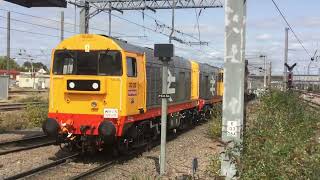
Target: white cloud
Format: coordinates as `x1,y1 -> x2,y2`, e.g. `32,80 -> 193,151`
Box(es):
248,17 -> 282,29
256,33 -> 272,40
298,17 -> 320,27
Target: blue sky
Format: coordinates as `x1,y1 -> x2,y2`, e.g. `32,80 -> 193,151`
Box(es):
0,0 -> 319,75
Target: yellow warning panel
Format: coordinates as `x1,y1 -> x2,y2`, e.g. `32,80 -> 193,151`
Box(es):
217,70 -> 224,96
190,60 -> 199,100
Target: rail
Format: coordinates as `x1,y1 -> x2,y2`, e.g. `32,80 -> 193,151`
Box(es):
0,134 -> 55,155
70,161 -> 115,180
0,102 -> 48,111
298,90 -> 320,109
4,153 -> 80,180
9,90 -> 48,93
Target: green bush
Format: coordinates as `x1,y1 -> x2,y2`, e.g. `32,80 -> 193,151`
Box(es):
240,90 -> 320,179
25,103 -> 48,127
17,96 -> 47,103
207,103 -> 222,139
0,103 -> 48,132
0,112 -> 28,132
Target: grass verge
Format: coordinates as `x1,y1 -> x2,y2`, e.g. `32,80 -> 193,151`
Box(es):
240,90 -> 320,179
206,103 -> 222,177
207,103 -> 222,140
0,103 -> 48,132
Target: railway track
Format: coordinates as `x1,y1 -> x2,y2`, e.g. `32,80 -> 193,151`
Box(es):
3,125 -> 198,180
2,115 -> 214,179
0,102 -> 47,111
0,134 -> 55,156
299,91 -> 320,109
9,90 -> 48,93
70,160 -> 115,180
4,153 -> 80,180
69,125 -> 198,179
303,99 -> 320,109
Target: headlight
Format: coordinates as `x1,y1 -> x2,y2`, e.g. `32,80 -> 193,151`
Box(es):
69,82 -> 75,89
92,82 -> 99,90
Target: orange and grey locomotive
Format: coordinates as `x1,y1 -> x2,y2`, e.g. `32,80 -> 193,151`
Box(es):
42,34 -> 223,152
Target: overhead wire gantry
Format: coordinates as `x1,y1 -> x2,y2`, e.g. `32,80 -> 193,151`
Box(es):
73,0 -> 223,44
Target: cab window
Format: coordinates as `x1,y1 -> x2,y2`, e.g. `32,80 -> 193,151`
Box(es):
98,51 -> 122,76
126,57 -> 137,77
53,50 -> 122,76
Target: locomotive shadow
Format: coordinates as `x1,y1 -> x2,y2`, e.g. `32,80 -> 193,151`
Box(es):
49,147 -> 114,163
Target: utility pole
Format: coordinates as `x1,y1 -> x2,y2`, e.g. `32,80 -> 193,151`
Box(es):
221,0 -> 246,178
31,58 -> 35,89
80,0 -> 90,34
6,11 -> 10,76
169,0 -> 175,43
307,61 -> 312,75
263,56 -> 267,89
60,11 -> 64,41
108,1 -> 111,36
74,3 -> 77,33
268,62 -> 272,88
283,27 -> 289,90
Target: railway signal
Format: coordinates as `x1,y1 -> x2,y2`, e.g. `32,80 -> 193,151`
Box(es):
154,43 -> 174,175
285,63 -> 296,89
288,72 -> 293,88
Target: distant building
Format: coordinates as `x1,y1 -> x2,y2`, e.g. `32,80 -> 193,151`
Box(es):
248,75 -> 283,91
248,74 -> 320,91
16,68 -> 50,89
293,75 -> 320,83
0,69 -> 20,80
37,68 -> 47,74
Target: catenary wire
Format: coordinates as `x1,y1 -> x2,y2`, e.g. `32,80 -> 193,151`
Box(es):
270,0 -> 312,59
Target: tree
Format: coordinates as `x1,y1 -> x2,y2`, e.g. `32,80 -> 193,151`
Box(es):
23,61 -> 32,68
33,62 -> 49,71
21,61 -> 49,72
0,56 -> 21,70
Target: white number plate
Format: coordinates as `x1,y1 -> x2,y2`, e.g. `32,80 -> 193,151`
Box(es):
227,121 -> 238,137
104,108 -> 118,118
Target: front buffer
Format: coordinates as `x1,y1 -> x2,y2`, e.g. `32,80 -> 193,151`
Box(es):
43,113 -> 120,152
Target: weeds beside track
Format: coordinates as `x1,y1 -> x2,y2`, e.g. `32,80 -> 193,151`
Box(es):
239,90 -> 320,179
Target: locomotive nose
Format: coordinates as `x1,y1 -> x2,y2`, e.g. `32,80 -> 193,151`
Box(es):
42,118 -> 60,137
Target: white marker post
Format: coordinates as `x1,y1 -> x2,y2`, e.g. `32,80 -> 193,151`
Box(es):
154,44 -> 174,176
221,0 -> 247,178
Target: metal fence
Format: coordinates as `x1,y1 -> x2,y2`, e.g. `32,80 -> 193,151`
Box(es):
0,76 -> 9,100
